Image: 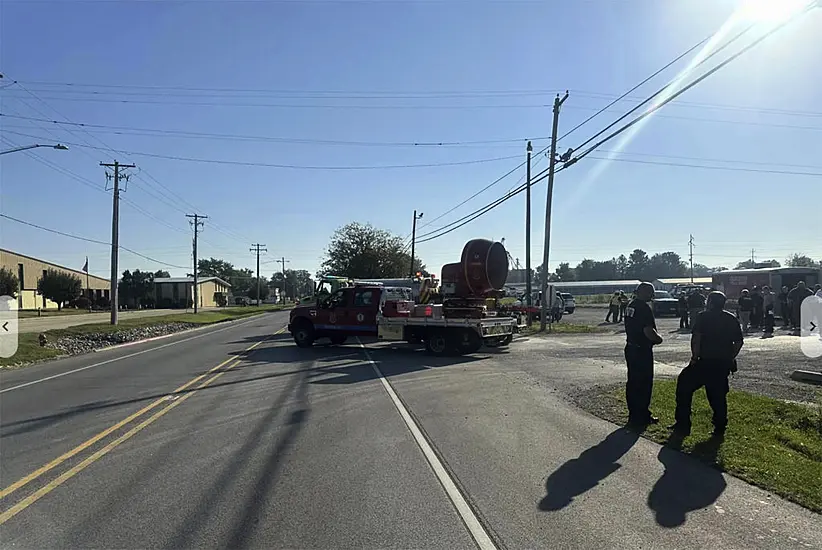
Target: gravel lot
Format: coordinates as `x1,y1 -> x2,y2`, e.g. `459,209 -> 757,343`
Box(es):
527,307 -> 821,404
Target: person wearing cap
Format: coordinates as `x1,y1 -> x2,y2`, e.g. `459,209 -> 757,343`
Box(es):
814,283 -> 822,298
736,289 -> 753,334
671,291 -> 743,437
623,282 -> 663,427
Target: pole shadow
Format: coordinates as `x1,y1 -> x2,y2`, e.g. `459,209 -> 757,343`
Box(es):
647,435 -> 727,528
538,427 -> 640,511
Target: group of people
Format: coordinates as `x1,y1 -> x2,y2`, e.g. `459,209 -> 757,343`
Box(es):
605,291 -> 629,323
737,281 -> 819,335
624,282 -> 742,437
677,288 -> 707,330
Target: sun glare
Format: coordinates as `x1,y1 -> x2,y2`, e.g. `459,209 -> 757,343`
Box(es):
737,0 -> 812,23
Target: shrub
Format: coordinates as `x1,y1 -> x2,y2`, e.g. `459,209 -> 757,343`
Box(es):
72,296 -> 91,310
37,269 -> 82,310
0,267 -> 19,297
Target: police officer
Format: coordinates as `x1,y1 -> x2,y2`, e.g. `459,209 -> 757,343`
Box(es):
623,282 -> 663,427
671,291 -> 743,437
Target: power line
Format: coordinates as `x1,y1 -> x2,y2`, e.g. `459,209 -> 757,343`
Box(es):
0,130 -> 523,169
569,5 -> 816,166
0,214 -> 189,269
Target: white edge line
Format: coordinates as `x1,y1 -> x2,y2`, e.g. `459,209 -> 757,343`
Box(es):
0,313 -> 277,394
357,340 -> 497,550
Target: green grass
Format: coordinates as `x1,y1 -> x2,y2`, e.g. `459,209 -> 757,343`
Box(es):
1,305 -> 288,367
587,380 -> 822,513
520,323 -> 604,335
18,309 -> 96,318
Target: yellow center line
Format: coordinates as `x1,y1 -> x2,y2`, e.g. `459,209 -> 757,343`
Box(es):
0,328 -> 284,501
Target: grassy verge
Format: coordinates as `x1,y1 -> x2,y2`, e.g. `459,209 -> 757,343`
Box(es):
1,305 -> 288,368
580,380 -> 822,513
18,309 -> 96,318
520,323 -> 605,335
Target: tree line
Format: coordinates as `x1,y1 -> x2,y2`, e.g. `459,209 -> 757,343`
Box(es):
534,250 -> 820,283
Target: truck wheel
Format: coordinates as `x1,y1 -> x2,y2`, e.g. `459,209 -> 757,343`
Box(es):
292,321 -> 315,348
499,334 -> 513,346
329,335 -> 347,345
425,332 -> 449,355
453,329 -> 482,355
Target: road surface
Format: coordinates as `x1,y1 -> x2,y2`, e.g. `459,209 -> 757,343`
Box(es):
1,311 -> 819,549
17,308 -> 196,334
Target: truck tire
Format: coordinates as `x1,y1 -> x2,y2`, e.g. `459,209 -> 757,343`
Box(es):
425,332 -> 449,356
485,335 -> 511,348
329,335 -> 347,345
567,308 -> 575,314
292,320 -> 315,348
453,329 -> 482,355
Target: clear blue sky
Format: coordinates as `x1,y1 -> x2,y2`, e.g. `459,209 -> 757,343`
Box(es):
1,0 -> 820,282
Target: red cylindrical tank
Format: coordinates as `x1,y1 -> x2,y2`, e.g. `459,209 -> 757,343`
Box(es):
441,239 -> 509,297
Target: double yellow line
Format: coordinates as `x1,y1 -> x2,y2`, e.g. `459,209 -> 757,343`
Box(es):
0,328 -> 284,526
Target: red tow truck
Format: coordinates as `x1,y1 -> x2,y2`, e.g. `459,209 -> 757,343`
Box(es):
287,239 -> 520,355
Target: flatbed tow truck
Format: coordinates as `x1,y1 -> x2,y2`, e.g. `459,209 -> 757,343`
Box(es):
287,239 -> 519,355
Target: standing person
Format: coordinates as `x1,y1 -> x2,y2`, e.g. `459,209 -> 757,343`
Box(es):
678,291 -> 690,330
688,288 -> 706,328
618,290 -> 629,323
778,285 -> 791,328
750,286 -> 764,330
815,283 -> 822,298
606,291 -> 621,323
762,285 -> 775,335
671,291 -> 743,437
623,282 -> 663,427
737,289 -> 753,334
788,282 -> 814,332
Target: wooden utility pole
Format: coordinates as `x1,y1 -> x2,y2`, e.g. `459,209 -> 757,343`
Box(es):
525,141 -> 533,324
187,214 -> 207,312
410,210 -> 423,277
250,243 -> 267,306
101,160 -> 135,325
277,257 -> 291,302
540,92 -> 569,331
689,234 -> 695,283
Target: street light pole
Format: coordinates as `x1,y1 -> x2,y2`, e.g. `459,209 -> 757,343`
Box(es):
0,143 -> 68,156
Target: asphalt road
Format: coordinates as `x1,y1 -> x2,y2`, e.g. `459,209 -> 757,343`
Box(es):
1,311 -> 820,549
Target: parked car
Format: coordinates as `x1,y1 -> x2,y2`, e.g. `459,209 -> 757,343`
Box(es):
559,292 -> 575,314
652,290 -> 679,317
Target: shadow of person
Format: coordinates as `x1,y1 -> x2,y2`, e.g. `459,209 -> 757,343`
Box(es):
538,427 -> 640,512
647,435 -> 727,528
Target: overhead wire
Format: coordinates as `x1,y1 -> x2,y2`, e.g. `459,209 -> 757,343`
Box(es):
0,214 -> 190,269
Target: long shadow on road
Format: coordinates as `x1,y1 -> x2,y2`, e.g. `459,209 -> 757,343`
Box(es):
538,427 -> 640,511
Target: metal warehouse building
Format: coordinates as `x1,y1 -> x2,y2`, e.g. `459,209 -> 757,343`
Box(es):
0,248 -> 111,310
153,277 -> 231,309
552,280 -> 643,295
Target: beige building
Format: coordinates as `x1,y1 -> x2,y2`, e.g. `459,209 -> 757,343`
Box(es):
0,249 -> 111,310
153,277 -> 231,308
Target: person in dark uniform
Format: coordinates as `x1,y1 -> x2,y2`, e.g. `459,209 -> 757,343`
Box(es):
671,291 -> 743,436
678,292 -> 690,330
623,282 -> 663,427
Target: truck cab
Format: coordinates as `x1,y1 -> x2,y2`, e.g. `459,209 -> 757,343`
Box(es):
289,285 -> 383,347
296,275 -> 354,306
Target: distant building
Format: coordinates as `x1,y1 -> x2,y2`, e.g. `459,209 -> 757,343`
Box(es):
552,280 -> 643,296
0,248 -> 110,310
506,269 -> 530,285
153,276 -> 231,308
711,267 -> 820,298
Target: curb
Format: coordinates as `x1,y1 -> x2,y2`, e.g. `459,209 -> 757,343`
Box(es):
92,310 -> 280,354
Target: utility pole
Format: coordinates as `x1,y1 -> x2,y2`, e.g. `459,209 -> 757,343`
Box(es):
277,257 -> 291,302
186,214 -> 207,313
525,141 -> 533,324
101,160 -> 135,325
688,234 -> 695,284
540,91 -> 569,331
410,210 -> 423,277
751,248 -> 756,266
250,243 -> 267,306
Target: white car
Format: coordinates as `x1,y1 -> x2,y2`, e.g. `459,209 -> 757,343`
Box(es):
560,293 -> 576,314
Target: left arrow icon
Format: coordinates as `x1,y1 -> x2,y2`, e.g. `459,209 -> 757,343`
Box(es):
2,321 -> 8,331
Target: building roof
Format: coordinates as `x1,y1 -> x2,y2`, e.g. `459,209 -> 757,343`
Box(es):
716,267 -> 821,276
655,277 -> 713,285
0,248 -> 110,286
154,276 -> 231,287
552,279 -> 642,288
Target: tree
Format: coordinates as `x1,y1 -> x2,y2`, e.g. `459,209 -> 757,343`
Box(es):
553,262 -> 576,282
230,268 -> 254,296
197,258 -> 235,281
785,254 -> 820,268
153,270 -> 171,278
0,267 -> 19,298
37,269 -> 81,310
626,249 -> 651,280
119,270 -> 155,308
247,277 -> 270,300
321,222 -> 424,279
648,252 -> 687,279
271,269 -> 313,300
615,254 -> 628,279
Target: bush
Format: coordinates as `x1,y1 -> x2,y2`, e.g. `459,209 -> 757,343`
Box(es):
0,267 -> 19,297
37,269 -> 82,310
214,292 -> 227,307
94,296 -> 110,309
72,296 -> 91,310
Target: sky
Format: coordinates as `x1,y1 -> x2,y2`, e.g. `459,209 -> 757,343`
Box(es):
1,0 -> 820,283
